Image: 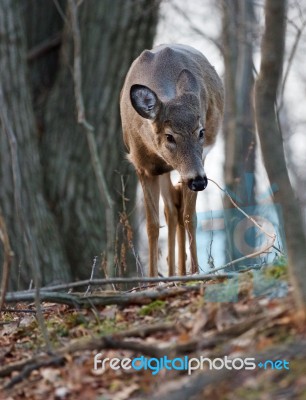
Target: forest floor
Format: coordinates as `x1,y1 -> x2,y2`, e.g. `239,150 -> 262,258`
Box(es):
1,263 -> 306,400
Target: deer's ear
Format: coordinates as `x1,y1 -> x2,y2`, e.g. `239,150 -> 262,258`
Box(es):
176,69 -> 199,94
130,85 -> 160,120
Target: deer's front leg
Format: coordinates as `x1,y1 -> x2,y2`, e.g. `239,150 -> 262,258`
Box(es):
181,184 -> 199,274
175,183 -> 186,276
160,173 -> 179,276
138,174 -> 160,277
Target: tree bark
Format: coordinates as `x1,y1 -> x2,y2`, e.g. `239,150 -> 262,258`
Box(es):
22,0 -> 65,125
221,0 -> 239,191
0,0 -> 160,289
255,0 -> 306,315
0,0 -> 71,290
221,0 -> 257,264
42,0 -> 160,280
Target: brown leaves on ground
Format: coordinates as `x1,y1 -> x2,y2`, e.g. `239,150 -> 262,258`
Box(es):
0,271 -> 306,400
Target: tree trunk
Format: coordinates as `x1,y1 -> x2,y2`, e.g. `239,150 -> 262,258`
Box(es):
235,0 -> 256,180
221,0 -> 238,192
0,0 -> 71,290
22,0 -> 65,122
255,0 -> 306,315
0,0 -> 160,289
42,0 -> 160,280
221,0 -> 257,264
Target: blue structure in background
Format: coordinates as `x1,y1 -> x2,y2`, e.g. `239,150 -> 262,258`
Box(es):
196,173 -> 288,302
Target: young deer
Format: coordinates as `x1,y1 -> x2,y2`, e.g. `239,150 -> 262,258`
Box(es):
120,44 -> 224,276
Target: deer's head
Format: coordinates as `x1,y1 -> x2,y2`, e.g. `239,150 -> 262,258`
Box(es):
130,70 -> 209,191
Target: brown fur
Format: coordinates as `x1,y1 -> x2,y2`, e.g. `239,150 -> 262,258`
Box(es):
120,44 -> 224,276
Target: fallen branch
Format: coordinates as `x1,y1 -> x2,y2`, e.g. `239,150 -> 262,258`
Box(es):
5,285 -> 206,308
0,308 -> 37,314
4,356 -> 65,390
41,273 -> 234,291
6,273 -> 232,294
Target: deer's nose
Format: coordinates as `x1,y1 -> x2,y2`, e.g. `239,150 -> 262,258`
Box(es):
188,175 -> 208,191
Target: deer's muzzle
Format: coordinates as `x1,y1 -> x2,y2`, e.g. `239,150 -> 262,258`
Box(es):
187,175 -> 208,191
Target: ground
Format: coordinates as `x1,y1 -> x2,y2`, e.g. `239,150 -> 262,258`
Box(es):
1,264 -> 306,400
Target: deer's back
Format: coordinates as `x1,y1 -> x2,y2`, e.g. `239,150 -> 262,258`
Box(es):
123,44 -> 221,102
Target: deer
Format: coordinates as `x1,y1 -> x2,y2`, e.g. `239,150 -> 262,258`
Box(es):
120,44 -> 224,277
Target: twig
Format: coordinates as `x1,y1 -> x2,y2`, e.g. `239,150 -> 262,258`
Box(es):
211,177 -> 284,255
119,174 -> 144,276
84,256 -> 98,295
207,210 -> 215,269
207,178 -> 277,273
206,242 -> 274,274
53,0 -> 69,25
68,0 -> 115,275
208,178 -> 275,240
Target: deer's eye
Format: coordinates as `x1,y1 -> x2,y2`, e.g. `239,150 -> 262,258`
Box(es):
166,134 -> 175,144
199,128 -> 205,139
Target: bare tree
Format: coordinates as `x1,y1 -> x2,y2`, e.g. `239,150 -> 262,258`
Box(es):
255,0 -> 306,315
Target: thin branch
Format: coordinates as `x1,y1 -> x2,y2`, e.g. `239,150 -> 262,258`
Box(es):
206,178 -> 280,273
26,32 -> 62,62
208,178 -> 275,240
84,256 -> 98,295
205,241 -> 274,274
53,0 -> 69,25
